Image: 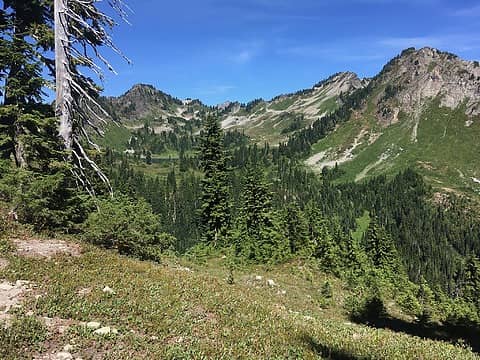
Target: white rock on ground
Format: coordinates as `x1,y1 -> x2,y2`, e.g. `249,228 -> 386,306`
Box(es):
93,326 -> 111,335
0,280 -> 30,314
63,344 -> 74,352
54,352 -> 73,360
15,280 -> 30,286
102,286 -> 115,294
76,287 -> 91,297
86,321 -> 101,330
176,266 -> 193,272
255,275 -> 263,281
93,326 -> 118,335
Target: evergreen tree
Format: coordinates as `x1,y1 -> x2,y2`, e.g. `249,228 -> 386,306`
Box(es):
315,220 -> 340,272
234,163 -> 290,263
0,0 -> 53,167
283,203 -> 310,256
364,217 -> 399,272
303,202 -> 340,272
462,256 -> 480,309
199,115 -> 231,245
242,164 -> 272,232
417,276 -> 436,324
341,234 -> 366,277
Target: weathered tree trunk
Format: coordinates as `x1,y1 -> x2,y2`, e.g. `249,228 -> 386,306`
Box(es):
5,38 -> 27,168
13,122 -> 26,168
54,0 -> 73,151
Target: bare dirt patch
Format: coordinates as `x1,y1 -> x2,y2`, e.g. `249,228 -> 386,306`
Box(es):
188,305 -> 218,324
13,238 -> 81,259
0,280 -> 32,319
0,257 -> 9,270
42,316 -> 76,336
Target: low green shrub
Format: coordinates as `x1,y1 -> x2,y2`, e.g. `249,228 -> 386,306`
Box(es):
0,160 -> 92,232
0,211 -> 6,239
0,315 -> 47,359
345,291 -> 387,322
83,195 -> 176,262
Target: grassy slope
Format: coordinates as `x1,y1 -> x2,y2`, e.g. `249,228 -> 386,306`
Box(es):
232,93 -> 341,145
308,100 -> 480,196
1,237 -> 478,359
98,124 -> 132,151
351,211 -> 371,242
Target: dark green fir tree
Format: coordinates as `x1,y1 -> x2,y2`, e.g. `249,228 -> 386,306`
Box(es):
199,115 -> 231,246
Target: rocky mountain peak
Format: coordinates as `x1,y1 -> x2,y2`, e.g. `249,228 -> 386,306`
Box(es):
373,47 -> 480,125
128,83 -> 158,93
314,71 -> 366,92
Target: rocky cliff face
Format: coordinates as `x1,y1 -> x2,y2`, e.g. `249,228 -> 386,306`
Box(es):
304,47 -> 480,194
371,47 -> 480,126
313,71 -> 368,97
101,84 -> 205,123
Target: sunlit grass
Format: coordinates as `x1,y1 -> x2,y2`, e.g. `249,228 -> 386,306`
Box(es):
1,239 -> 478,359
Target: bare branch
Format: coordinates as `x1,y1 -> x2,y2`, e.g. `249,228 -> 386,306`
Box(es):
55,0 -> 130,196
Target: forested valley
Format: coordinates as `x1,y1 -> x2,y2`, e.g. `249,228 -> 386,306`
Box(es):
1,0 -> 480,358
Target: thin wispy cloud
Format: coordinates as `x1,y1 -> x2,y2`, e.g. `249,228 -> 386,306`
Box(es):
276,31 -> 480,67
379,34 -> 480,52
193,85 -> 236,96
277,43 -> 388,62
228,40 -> 264,64
452,5 -> 480,17
232,50 -> 255,64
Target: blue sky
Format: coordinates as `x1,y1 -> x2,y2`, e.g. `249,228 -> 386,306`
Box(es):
101,0 -> 480,105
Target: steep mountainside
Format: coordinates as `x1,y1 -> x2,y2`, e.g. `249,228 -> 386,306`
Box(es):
220,72 -> 367,143
100,47 -> 480,195
100,72 -> 367,145
98,85 -> 210,151
101,84 -> 208,132
306,47 -> 480,194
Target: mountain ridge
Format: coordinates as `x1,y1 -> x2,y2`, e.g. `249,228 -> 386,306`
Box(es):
100,46 -> 480,195
304,47 -> 480,194
101,70 -> 368,143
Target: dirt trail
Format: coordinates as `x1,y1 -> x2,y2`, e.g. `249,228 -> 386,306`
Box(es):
13,238 -> 81,259
1,238 -> 82,328
1,237 -> 87,358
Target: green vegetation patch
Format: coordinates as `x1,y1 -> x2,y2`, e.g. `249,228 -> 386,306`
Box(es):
99,124 -> 131,151
270,97 -> 296,111
1,245 -> 478,359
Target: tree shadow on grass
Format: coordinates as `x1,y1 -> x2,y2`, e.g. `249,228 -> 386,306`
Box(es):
358,317 -> 479,353
350,297 -> 480,353
301,334 -> 360,360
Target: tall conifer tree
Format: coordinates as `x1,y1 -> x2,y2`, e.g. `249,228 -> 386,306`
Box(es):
199,115 -> 231,245
364,217 -> 398,271
0,0 -> 53,167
